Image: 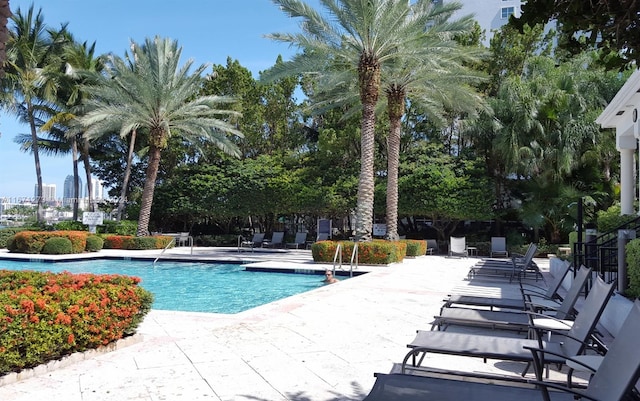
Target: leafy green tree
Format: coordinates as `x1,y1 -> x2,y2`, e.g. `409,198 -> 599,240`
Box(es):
381,3 -> 489,240
2,5 -> 68,221
80,36 -> 243,236
514,0 -> 640,69
266,0 -> 448,241
397,143 -> 493,240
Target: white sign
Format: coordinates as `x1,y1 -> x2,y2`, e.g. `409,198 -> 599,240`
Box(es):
82,212 -> 104,226
373,223 -> 387,236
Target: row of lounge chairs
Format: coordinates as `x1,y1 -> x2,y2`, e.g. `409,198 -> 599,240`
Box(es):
467,242 -> 544,282
238,231 -> 330,251
363,256 -> 640,401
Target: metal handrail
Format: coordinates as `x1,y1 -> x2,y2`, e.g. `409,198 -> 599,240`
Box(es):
332,243 -> 343,272
153,237 -> 176,265
349,242 -> 359,277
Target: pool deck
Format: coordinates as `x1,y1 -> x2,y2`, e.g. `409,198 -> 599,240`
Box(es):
0,247 -> 592,400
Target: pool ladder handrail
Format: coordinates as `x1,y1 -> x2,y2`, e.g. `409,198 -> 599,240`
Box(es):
153,237 -> 176,265
332,242 -> 358,278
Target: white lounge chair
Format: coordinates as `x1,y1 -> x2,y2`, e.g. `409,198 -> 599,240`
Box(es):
448,236 -> 467,258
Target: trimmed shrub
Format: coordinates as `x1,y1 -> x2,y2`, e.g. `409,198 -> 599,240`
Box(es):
11,231 -> 88,254
0,270 -> 153,375
625,239 -> 640,298
6,236 -> 17,252
312,240 -> 406,264
41,237 -> 73,255
0,228 -> 31,249
103,235 -> 133,249
402,239 -> 427,257
85,235 -> 104,252
103,235 -> 172,250
125,236 -> 160,250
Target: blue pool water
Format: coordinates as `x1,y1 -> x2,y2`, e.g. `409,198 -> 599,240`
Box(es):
0,259 -> 329,314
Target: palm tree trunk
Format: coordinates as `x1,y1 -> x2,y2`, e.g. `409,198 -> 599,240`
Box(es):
136,142 -> 162,236
116,129 -> 137,221
81,136 -> 93,213
384,88 -> 404,241
354,56 -> 380,242
71,135 -> 80,220
28,104 -> 44,222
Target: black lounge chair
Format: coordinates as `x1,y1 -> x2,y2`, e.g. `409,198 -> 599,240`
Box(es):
364,300 -> 640,401
441,260 -> 572,313
467,243 -> 542,282
404,275 -> 615,379
431,266 -> 590,332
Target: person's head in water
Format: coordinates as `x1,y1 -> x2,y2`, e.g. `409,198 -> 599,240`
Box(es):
323,269 -> 338,284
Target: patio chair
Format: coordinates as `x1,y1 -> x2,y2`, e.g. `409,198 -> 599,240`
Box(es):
426,239 -> 438,255
467,243 -> 542,282
262,231 -> 284,248
431,266 -> 590,332
286,232 -> 308,249
365,299 -> 640,401
490,236 -> 508,258
238,232 -> 265,252
176,232 -> 193,247
403,275 -> 615,380
448,236 -> 467,258
316,232 -> 330,241
440,260 -> 573,313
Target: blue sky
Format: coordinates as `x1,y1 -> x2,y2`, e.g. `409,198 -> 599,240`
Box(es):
0,0 -> 319,198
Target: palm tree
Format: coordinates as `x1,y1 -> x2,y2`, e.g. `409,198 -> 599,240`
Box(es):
267,0 -> 447,241
2,5 -> 68,221
62,39 -> 105,215
0,0 -> 10,78
80,36 -> 243,236
380,4 -> 489,240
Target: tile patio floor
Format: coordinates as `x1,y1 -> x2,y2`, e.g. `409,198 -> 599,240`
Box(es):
0,247 -> 587,400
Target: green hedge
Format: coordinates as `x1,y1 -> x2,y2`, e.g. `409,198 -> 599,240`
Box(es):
311,240 -> 407,264
625,239 -> 640,298
102,235 -> 173,250
402,239 -> 427,257
85,235 -> 104,252
0,227 -> 33,249
0,270 -> 153,374
42,237 -> 74,255
11,231 -> 88,254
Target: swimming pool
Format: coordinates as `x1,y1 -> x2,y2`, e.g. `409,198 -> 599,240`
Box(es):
0,259 -> 330,314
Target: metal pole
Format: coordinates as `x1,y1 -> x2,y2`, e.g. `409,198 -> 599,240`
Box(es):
618,229 -> 635,292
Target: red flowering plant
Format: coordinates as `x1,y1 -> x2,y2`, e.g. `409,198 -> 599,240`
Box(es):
0,270 -> 153,375
103,235 -> 133,249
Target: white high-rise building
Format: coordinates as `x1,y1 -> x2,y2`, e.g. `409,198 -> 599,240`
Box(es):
87,177 -> 104,200
438,0 -> 522,46
34,183 -> 56,202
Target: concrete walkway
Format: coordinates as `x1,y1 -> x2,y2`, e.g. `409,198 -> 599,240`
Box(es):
0,248 -> 569,400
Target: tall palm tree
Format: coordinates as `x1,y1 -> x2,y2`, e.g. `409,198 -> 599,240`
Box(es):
0,0 -> 10,78
267,0 -> 445,241
380,4 -> 489,240
38,38 -> 105,219
80,36 -> 243,236
2,5 -> 68,221
61,39 -> 104,215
